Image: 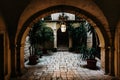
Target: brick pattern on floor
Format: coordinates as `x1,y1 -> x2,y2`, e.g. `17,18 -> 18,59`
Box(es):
16,51 -> 113,80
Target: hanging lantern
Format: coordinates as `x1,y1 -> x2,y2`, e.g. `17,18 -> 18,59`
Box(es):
58,12 -> 68,32
61,23 -> 66,32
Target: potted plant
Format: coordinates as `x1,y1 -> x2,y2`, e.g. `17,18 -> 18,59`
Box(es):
37,23 -> 54,54
86,47 -> 97,69
29,20 -> 54,57
80,46 -> 98,69
28,46 -> 39,65
37,48 -> 43,58
80,45 -> 88,60
72,22 -> 87,52
28,20 -> 44,65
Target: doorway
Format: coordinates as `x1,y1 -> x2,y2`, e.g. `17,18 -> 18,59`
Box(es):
57,28 -> 69,50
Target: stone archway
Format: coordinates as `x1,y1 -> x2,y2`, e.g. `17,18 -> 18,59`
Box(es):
0,14 -> 11,80
114,20 -> 120,78
15,0 -> 111,75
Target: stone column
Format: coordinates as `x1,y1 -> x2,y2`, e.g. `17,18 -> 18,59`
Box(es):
87,32 -> 92,48
16,43 -> 26,75
105,46 -> 110,74
100,46 -> 110,74
118,45 -> 120,77
115,29 -> 120,77
100,47 -> 105,71
53,23 -> 57,49
69,37 -> 72,48
0,33 -> 4,80
20,44 -> 26,74
10,43 -> 17,77
109,45 -> 115,76
54,29 -> 57,48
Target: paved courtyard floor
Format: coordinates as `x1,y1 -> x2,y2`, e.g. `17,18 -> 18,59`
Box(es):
15,51 -> 115,80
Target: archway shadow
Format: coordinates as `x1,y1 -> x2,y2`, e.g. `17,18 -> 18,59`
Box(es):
80,64 -> 101,70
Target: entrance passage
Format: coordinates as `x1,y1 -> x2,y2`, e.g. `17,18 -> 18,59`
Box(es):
57,28 -> 69,48
16,51 -> 112,80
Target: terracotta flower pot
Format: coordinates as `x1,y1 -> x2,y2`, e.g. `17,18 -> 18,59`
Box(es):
29,55 -> 38,65
86,59 -> 97,69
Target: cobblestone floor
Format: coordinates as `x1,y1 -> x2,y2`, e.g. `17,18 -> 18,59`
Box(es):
16,51 -> 114,80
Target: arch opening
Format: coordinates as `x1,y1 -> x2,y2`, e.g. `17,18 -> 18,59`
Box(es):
16,5 -> 110,75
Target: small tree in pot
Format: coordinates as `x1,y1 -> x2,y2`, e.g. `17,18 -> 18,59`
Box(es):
28,20 -> 44,64
87,47 -> 98,69
80,46 -> 98,69
28,32 -> 39,65
29,20 -> 54,59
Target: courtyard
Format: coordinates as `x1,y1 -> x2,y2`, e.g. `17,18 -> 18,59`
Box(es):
14,51 -> 113,80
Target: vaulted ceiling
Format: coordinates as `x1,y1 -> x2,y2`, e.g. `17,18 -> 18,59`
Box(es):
0,0 -> 120,39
